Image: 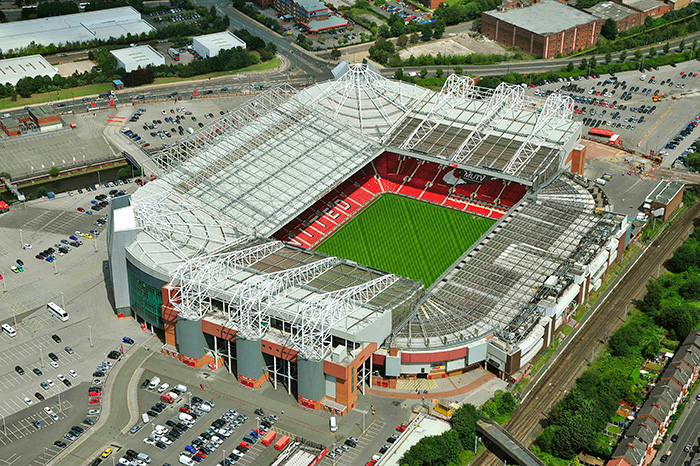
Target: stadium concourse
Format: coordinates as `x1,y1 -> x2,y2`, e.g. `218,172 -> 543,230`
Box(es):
106,61 -> 632,415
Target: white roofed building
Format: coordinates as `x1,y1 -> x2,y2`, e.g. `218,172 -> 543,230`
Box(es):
192,31 -> 246,58
0,55 -> 57,85
111,45 -> 165,72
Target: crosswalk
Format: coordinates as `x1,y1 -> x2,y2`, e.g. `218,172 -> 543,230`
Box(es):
396,379 -> 438,391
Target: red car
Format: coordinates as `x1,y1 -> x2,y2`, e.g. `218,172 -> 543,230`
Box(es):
89,397 -> 100,404
397,423 -> 407,432
195,451 -> 206,459
239,441 -> 251,450
366,461 -> 377,466
89,390 -> 101,396
179,406 -> 190,413
77,207 -> 85,212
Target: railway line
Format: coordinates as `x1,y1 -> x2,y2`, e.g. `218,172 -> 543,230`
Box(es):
473,200 -> 700,466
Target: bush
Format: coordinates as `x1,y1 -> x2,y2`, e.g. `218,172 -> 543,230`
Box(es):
49,166 -> 60,176
37,187 -> 48,198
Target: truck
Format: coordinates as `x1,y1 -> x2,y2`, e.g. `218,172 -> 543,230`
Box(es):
250,84 -> 264,89
99,91 -> 114,98
261,430 -> 277,446
274,435 -> 290,451
168,48 -> 180,61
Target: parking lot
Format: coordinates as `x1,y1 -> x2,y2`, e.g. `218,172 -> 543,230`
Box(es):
523,63 -> 700,168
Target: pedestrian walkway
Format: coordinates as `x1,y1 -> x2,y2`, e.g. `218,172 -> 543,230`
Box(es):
367,371 -> 496,400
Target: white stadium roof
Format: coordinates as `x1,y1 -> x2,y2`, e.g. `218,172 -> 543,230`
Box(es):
123,62 -> 604,358
0,7 -> 154,53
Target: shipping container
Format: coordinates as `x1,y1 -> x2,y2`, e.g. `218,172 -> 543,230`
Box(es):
274,435 -> 289,451
262,430 -> 277,446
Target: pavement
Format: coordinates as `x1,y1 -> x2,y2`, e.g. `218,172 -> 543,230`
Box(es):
653,393 -> 700,466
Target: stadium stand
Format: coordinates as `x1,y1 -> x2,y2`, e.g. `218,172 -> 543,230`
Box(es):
275,152 -> 526,248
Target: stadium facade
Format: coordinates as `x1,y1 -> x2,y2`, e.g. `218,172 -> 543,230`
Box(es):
107,62 -> 631,415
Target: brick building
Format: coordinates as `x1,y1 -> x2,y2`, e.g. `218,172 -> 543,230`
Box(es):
617,0 -> 669,19
272,0 -> 346,32
585,1 -> 642,32
645,179 -> 684,222
0,105 -> 62,137
481,0 -> 603,59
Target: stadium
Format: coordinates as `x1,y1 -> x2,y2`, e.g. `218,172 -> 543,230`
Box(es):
107,62 -> 631,415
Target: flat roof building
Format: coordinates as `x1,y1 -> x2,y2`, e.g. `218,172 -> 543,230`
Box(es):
0,55 -> 57,85
0,7 -> 154,54
111,45 -> 165,72
482,0 -> 602,59
586,1 -> 642,31
304,15 -> 348,33
192,31 -> 246,58
646,179 -> 684,222
618,0 -> 669,17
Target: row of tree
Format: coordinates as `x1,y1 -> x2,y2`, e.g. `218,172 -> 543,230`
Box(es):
20,0 -> 79,20
400,391 -> 518,466
231,0 -> 284,33
432,0 -> 500,26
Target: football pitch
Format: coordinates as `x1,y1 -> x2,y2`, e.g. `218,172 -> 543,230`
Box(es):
314,194 -> 494,286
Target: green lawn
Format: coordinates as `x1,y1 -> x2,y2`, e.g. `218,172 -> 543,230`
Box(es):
314,194 -> 493,286
0,83 -> 113,110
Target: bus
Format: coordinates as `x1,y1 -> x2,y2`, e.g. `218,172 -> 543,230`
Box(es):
168,48 -> 180,61
588,127 -> 614,137
47,302 -> 69,322
1,323 -> 16,337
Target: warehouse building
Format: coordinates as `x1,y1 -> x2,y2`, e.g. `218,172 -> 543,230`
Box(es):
192,31 -> 246,58
644,179 -> 684,222
0,7 -> 154,54
0,105 -> 62,136
481,0 -> 602,59
618,0 -> 669,18
111,45 -> 165,73
0,55 -> 57,85
585,1 -> 642,32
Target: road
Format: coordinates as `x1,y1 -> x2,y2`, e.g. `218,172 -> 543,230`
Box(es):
656,393 -> 700,466
472,200 -> 700,466
53,347 -> 152,466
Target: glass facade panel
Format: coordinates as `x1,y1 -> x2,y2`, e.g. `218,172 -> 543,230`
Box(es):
127,269 -> 163,327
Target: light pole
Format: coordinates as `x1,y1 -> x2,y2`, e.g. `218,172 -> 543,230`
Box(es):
2,415 -> 5,436
61,292 -> 65,310
12,310 -> 17,330
19,229 -> 23,248
58,392 -> 62,412
40,346 -> 45,368
53,260 -> 58,275
223,450 -> 226,464
2,277 -> 6,293
93,236 -> 97,252
256,417 -> 260,431
89,326 -> 93,347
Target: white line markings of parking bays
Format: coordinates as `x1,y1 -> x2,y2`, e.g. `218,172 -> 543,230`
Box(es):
0,373 -> 79,418
0,400 -> 75,446
322,418 -> 387,466
234,441 -> 266,466
0,335 -> 54,369
29,444 -> 64,466
0,453 -> 22,465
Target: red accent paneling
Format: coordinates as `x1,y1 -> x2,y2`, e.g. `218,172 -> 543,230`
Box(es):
372,353 -> 386,366
201,320 -> 237,341
261,340 -> 298,361
401,346 -> 468,363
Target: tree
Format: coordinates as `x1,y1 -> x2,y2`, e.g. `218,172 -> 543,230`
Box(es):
635,49 -> 643,60
684,152 -> 700,171
377,24 -> 391,39
601,18 -> 617,40
566,61 -> 574,72
419,67 -> 428,78
663,41 -> 670,54
619,50 -> 627,62
649,46 -> 657,57
36,187 -> 48,198
118,167 -> 131,180
679,38 -> 685,52
410,32 -> 420,43
330,48 -> 341,60
454,66 -> 463,75
49,166 -> 60,176
451,404 -> 479,448
0,10 -> 5,21
644,16 -> 654,28
436,68 -> 443,77
368,38 -> 396,65
397,34 -> 408,47
420,22 -> 432,41
589,56 -> 597,69
693,38 -> 698,51
605,52 -> 612,64
432,19 -> 446,39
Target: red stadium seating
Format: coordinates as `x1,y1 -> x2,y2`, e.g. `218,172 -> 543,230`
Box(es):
274,152 -> 527,249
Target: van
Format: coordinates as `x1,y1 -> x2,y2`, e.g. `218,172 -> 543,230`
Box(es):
173,384 -> 187,393
137,452 -> 152,463
148,377 -> 161,390
330,416 -> 337,432
640,74 -> 646,81
179,455 -> 195,466
154,425 -> 167,434
187,127 -> 194,134
141,413 -> 150,424
157,383 -> 170,393
178,412 -> 193,423
199,403 -> 211,413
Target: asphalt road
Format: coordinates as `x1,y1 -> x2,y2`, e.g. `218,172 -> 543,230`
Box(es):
53,347 -> 152,466
472,200 -> 700,466
656,394 -> 700,466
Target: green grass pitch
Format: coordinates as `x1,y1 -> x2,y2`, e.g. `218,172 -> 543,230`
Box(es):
313,194 -> 495,286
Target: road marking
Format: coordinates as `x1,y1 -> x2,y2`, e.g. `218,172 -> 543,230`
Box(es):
638,99 -> 677,146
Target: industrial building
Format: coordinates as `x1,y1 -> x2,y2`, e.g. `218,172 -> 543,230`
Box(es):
618,0 -> 669,18
107,62 -> 631,415
0,55 -> 57,85
192,31 -> 246,59
644,179 -> 685,222
481,0 -> 602,59
585,1 -> 642,32
0,105 -> 62,136
111,45 -> 165,73
0,7 -> 154,54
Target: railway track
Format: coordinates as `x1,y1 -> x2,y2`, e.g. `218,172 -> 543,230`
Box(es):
473,201 -> 700,466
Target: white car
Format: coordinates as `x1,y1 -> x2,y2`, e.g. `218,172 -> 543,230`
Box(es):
22,244 -> 32,249
69,370 -> 78,378
88,409 -> 100,415
50,362 -> 59,369
43,407 -> 52,415
50,412 -> 59,421
24,397 -> 33,405
47,379 -> 54,387
159,436 -> 172,445
143,438 -> 156,446
74,231 -> 82,236
92,379 -> 101,385
57,374 -> 66,382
